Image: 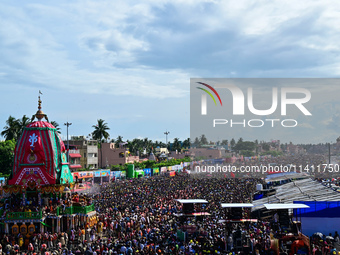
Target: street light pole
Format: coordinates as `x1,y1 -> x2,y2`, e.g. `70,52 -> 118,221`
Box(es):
64,122 -> 72,162
164,130 -> 170,145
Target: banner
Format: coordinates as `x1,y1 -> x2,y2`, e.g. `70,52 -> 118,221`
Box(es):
143,168 -> 151,176
72,171 -> 93,179
111,171 -> 122,178
101,170 -> 110,177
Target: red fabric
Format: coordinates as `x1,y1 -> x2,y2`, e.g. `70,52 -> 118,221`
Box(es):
9,121 -> 65,185
69,153 -> 81,158
8,166 -> 56,185
70,165 -> 82,169
27,121 -> 55,129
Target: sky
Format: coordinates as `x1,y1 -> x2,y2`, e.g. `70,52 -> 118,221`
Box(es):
1,0 -> 340,144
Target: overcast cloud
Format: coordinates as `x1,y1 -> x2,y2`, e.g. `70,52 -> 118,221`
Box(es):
1,0 -> 340,143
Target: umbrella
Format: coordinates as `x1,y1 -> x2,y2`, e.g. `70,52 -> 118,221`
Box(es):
326,236 -> 335,241
313,232 -> 324,239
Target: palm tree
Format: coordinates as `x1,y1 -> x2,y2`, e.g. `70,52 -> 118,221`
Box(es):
1,116 -> 19,141
50,121 -> 61,134
17,115 -> 31,137
143,138 -> 151,154
199,134 -> 208,145
115,136 -> 124,148
183,138 -> 191,148
172,138 -> 181,152
230,138 -> 236,149
92,119 -> 110,168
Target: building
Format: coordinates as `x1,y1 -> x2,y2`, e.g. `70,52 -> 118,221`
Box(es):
189,147 -> 230,159
68,136 -> 99,170
286,142 -> 306,155
154,147 -> 169,156
68,145 -> 82,171
99,143 -> 139,167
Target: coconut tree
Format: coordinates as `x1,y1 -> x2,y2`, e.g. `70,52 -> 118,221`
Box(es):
182,138 -> 191,148
172,138 -> 182,152
17,115 -> 31,137
92,119 -> 110,168
115,135 -> 124,148
1,116 -> 19,141
50,121 -> 61,134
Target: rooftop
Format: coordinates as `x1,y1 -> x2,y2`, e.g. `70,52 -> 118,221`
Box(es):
252,178 -> 340,211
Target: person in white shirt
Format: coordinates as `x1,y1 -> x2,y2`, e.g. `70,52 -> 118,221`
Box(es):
274,212 -> 279,223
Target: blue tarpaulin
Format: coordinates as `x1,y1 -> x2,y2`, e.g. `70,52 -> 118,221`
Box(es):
253,194 -> 264,200
294,201 -> 340,218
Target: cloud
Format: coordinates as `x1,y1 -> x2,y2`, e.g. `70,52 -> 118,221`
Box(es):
72,0 -> 340,78
0,1 -> 190,99
327,113 -> 340,131
2,0 -> 340,100
298,123 -> 315,129
2,0 -> 340,143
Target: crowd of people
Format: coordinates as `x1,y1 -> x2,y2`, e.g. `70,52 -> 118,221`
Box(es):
0,152 -> 339,254
0,173 -> 269,254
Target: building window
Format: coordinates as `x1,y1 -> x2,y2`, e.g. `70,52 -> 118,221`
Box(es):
84,153 -> 86,158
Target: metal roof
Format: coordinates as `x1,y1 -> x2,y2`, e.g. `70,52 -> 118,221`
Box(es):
252,178 -> 340,211
264,203 -> 310,210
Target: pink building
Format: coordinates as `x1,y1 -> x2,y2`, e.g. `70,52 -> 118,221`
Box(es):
99,143 -> 139,167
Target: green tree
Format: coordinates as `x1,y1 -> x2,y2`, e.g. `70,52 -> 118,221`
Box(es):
240,150 -> 255,157
234,141 -> 255,152
193,137 -> 200,147
17,115 -> 31,137
0,139 -> 16,176
230,138 -> 236,149
221,140 -> 228,146
262,143 -> 270,151
92,119 -> 110,168
280,143 -> 286,151
115,135 -> 124,148
1,116 -> 19,141
172,138 -> 181,152
200,134 -> 208,145
182,138 -> 190,148
2,115 -> 32,141
50,121 -> 61,134
143,137 -> 151,154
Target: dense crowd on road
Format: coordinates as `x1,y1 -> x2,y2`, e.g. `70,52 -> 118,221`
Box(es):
1,153 -> 340,254
0,173 -> 268,254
